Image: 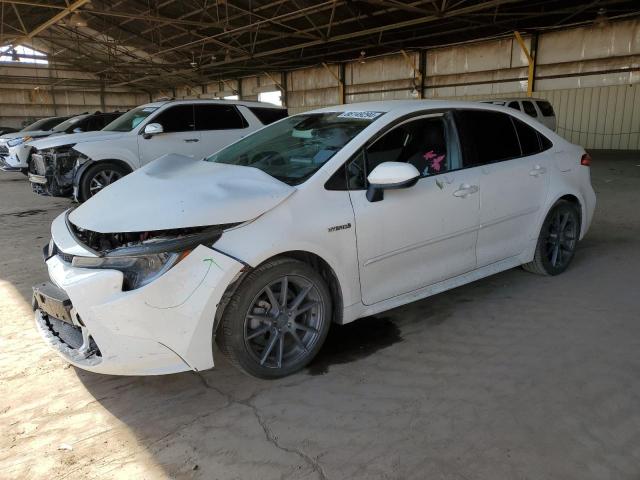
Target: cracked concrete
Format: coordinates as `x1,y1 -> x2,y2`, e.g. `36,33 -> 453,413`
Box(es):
1,151 -> 640,479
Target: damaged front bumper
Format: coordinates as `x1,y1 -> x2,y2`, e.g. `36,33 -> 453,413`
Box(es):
34,213 -> 245,375
28,148 -> 82,197
0,152 -> 23,172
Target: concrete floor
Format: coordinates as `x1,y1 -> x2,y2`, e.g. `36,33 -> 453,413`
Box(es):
1,151 -> 639,480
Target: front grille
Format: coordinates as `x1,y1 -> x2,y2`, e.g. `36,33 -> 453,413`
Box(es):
43,314 -> 101,356
0,145 -> 8,155
47,315 -> 84,349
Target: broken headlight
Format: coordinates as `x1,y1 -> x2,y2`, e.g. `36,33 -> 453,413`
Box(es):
7,136 -> 31,147
72,252 -> 187,290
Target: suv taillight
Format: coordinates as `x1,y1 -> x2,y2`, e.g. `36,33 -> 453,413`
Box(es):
581,153 -> 592,167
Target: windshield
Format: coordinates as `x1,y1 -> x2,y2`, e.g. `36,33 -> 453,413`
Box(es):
52,114 -> 89,132
102,106 -> 159,132
23,116 -> 67,132
206,112 -> 380,185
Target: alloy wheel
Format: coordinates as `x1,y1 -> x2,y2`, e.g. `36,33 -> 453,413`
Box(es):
544,208 -> 578,269
243,275 -> 325,370
89,169 -> 123,196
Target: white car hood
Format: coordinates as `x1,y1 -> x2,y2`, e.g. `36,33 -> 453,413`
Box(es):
29,130 -> 124,150
69,154 -> 295,233
0,130 -> 53,141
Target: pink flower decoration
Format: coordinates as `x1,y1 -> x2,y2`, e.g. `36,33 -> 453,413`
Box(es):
423,150 -> 445,172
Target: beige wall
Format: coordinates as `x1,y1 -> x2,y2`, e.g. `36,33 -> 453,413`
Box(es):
2,19 -> 638,149
0,65 -> 150,128
281,18 -> 640,149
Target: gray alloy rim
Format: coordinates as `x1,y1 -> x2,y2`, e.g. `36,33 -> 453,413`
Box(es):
243,275 -> 325,370
545,209 -> 578,268
89,169 -> 122,195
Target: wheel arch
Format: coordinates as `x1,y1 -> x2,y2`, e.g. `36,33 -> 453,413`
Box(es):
214,249 -> 344,333
76,158 -> 134,179
74,158 -> 134,201
546,192 -> 585,237
558,194 -> 582,226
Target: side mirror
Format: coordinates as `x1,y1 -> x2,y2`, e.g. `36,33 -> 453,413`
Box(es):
366,161 -> 420,202
72,127 -> 84,133
143,123 -> 163,139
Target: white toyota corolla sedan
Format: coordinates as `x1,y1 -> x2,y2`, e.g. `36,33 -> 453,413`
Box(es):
33,100 -> 596,378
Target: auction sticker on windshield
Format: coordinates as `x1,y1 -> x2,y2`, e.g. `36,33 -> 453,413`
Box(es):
337,111 -> 383,120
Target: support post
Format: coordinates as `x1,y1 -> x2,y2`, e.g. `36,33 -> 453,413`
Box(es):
322,62 -> 344,104
514,31 -> 535,97
281,72 -> 288,107
401,49 -> 423,98
99,78 -> 106,112
419,50 -> 426,99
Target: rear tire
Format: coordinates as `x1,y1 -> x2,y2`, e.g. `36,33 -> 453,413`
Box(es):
523,200 -> 581,276
217,258 -> 332,379
78,162 -> 129,202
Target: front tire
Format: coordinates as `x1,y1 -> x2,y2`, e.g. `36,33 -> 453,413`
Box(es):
78,162 -> 129,201
217,258 -> 332,379
523,200 -> 581,276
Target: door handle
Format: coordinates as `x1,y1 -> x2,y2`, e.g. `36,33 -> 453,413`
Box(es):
453,184 -> 479,198
529,165 -> 546,176
183,138 -> 199,143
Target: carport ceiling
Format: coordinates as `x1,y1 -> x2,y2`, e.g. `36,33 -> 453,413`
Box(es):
0,0 -> 638,90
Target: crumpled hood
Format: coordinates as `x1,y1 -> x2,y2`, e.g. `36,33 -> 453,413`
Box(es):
29,130 -> 124,151
69,154 -> 296,233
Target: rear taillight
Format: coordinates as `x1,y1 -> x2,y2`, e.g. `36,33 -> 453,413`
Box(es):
581,153 -> 592,166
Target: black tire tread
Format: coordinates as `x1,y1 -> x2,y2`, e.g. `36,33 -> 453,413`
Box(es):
78,161 -> 130,202
523,199 -> 579,276
216,257 -> 331,378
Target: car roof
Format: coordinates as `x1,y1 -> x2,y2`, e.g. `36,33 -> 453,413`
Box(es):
483,98 -> 550,103
144,99 -> 286,109
309,99 -> 538,115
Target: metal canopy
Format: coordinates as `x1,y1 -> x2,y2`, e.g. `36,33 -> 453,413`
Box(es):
0,0 -> 638,90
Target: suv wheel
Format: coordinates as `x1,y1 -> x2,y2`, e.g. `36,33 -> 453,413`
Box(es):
523,200 -> 581,276
78,162 -> 129,201
217,258 -> 332,378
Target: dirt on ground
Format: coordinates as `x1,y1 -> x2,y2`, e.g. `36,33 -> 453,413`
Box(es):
1,151 -> 639,480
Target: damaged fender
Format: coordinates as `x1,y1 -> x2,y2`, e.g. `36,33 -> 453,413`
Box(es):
45,244 -> 245,374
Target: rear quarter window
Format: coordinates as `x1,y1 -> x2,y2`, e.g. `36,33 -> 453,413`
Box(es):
249,107 -> 288,125
536,101 -> 555,117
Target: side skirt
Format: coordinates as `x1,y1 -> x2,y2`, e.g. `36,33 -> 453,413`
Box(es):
342,255 -> 525,323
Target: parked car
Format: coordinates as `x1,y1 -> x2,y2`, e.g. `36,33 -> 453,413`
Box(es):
482,98 -> 556,130
0,116 -> 71,171
27,99 -> 288,201
0,126 -> 19,135
2,111 -> 123,174
33,100 -> 595,378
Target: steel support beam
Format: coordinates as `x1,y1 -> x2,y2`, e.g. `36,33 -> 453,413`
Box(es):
1,0 -> 89,48
514,30 -> 535,97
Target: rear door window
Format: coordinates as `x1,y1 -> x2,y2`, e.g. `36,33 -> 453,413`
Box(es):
454,110 -> 521,166
152,105 -> 195,132
536,100 -> 555,117
194,104 -> 248,130
522,101 -> 537,118
249,107 -> 288,125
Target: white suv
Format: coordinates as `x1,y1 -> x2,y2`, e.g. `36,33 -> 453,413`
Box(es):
27,99 -> 287,201
34,100 -> 595,378
482,98 -> 556,131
